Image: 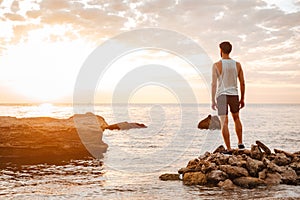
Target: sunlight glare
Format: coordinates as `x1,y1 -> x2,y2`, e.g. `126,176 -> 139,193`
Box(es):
0,32 -> 94,102
37,103 -> 54,116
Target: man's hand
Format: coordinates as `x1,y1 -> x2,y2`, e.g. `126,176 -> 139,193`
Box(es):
211,101 -> 218,110
239,99 -> 245,109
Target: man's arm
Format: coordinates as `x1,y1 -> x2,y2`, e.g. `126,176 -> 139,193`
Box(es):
237,62 -> 245,109
211,63 -> 218,110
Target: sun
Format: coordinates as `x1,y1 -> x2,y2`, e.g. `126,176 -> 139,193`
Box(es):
0,30 -> 94,103
37,103 -> 55,116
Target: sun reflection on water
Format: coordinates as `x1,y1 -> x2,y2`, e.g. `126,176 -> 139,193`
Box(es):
37,103 -> 54,116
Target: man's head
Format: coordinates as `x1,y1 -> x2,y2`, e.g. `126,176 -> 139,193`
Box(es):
219,41 -> 232,55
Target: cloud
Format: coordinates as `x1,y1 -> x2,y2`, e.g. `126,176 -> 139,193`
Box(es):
10,0 -> 19,13
3,13 -> 25,21
39,0 -> 70,10
0,0 -> 299,102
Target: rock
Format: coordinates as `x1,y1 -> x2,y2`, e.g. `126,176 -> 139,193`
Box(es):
0,113 -> 108,168
292,151 -> 300,162
246,157 -> 265,177
233,177 -> 266,189
266,153 -> 277,161
213,145 -> 226,154
201,160 -> 217,174
106,122 -> 147,130
280,167 -> 298,185
292,154 -> 300,163
258,169 -> 282,185
232,149 -> 252,157
258,168 -> 267,179
290,162 -> 300,175
207,153 -> 229,165
178,167 -> 199,174
265,172 -> 282,185
273,153 -> 292,166
218,179 -> 235,190
207,170 -> 228,184
178,168 -> 187,174
263,158 -> 284,173
250,145 -> 263,160
186,158 -> 200,169
208,153 -> 229,165
198,115 -> 221,130
183,172 -> 207,186
219,165 -> 249,179
228,155 -> 247,168
293,151 -> 300,155
256,140 -> 271,155
274,149 -> 293,158
198,152 -> 211,160
159,173 -> 180,181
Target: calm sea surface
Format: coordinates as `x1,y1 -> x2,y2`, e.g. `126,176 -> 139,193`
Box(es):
0,103 -> 300,199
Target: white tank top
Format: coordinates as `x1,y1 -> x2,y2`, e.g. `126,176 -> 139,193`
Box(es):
216,59 -> 239,97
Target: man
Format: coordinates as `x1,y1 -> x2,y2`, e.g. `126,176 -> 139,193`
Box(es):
211,41 -> 245,152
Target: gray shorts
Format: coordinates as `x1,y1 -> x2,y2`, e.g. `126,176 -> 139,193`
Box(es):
217,95 -> 240,115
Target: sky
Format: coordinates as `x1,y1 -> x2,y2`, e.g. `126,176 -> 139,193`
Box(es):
0,0 -> 300,104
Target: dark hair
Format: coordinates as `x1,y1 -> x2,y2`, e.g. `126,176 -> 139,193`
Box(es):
219,41 -> 232,54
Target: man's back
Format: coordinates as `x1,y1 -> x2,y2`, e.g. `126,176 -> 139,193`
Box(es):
216,59 -> 238,97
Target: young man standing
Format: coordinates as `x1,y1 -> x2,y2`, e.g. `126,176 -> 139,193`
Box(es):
211,41 -> 245,151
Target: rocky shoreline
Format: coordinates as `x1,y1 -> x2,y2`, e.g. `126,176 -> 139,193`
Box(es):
160,141 -> 300,189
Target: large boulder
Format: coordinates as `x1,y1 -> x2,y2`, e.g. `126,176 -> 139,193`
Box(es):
198,115 -> 221,130
0,113 -> 108,168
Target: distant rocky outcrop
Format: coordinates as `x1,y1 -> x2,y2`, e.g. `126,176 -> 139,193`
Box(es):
160,141 -> 300,189
198,115 -> 221,130
106,122 -> 147,130
0,112 -> 147,168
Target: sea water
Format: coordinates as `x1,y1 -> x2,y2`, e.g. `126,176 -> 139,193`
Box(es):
0,103 -> 300,199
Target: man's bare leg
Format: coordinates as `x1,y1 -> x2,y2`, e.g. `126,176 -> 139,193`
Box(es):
220,115 -> 231,150
232,112 -> 243,145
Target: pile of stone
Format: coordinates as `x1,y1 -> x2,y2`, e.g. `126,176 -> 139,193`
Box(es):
159,141 -> 300,189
